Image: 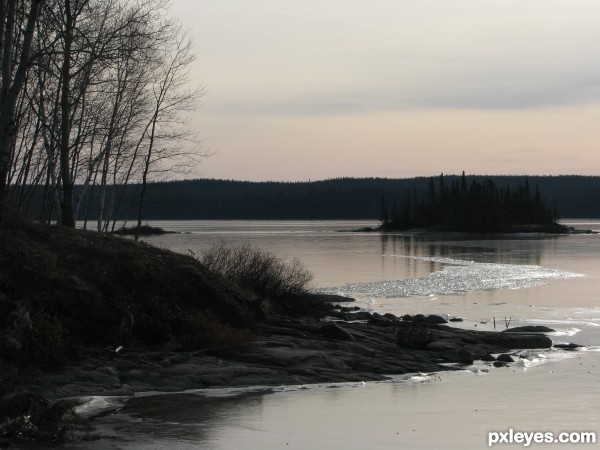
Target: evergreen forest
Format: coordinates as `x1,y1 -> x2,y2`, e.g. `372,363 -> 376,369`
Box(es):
379,173 -> 560,233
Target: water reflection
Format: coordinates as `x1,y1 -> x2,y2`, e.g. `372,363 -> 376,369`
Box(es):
70,392 -> 269,448
378,233 -> 566,268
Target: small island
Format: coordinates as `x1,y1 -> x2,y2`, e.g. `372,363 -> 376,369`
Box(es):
378,172 -> 568,233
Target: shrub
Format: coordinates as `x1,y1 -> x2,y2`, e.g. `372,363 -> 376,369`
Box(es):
199,242 -> 313,299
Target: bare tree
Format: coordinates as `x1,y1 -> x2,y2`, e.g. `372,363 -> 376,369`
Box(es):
0,0 -> 45,204
134,26 -> 205,240
4,0 -> 207,227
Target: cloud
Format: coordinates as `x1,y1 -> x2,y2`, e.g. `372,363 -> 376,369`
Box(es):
192,0 -> 600,115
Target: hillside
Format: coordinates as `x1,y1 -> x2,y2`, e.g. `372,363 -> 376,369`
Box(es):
13,175 -> 600,222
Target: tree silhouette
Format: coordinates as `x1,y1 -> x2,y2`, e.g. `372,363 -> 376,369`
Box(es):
380,174 -> 561,233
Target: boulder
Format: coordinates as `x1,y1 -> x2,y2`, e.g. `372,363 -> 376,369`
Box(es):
449,317 -> 464,322
412,314 -> 426,323
383,313 -> 398,321
425,315 -> 448,324
476,332 -> 552,349
401,314 -> 413,321
496,353 -> 514,363
502,326 -> 555,333
443,348 -> 473,364
369,317 -> 395,327
343,311 -> 372,321
426,341 -> 473,364
553,343 -> 584,350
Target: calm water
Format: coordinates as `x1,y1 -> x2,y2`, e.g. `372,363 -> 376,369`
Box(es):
62,220 -> 600,449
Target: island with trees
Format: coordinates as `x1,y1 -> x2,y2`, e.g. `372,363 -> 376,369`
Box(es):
379,173 -> 568,233
0,0 -> 583,444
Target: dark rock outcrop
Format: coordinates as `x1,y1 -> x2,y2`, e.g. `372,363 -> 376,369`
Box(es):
553,343 -> 585,350
425,315 -> 448,324
321,323 -> 355,341
343,311 -> 372,321
503,326 -> 555,333
393,321 -> 552,363
496,354 -> 515,363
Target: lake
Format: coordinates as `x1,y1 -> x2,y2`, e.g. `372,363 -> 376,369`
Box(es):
60,220 -> 600,449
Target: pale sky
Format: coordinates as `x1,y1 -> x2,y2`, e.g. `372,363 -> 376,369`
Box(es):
170,0 -> 600,181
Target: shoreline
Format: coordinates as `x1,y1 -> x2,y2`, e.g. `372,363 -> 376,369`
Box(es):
0,208 -> 589,444
14,313 -> 560,402
1,310 -> 588,445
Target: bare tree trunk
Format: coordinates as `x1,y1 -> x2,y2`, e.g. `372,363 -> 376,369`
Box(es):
58,0 -> 75,227
0,0 -> 44,195
135,122 -> 155,241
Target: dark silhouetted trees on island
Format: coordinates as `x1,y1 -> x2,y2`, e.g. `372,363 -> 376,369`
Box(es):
379,173 -> 563,233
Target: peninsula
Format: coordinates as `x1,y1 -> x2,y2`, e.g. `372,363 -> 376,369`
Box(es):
0,197 -> 565,442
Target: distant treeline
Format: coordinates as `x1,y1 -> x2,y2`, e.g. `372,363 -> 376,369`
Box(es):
380,173 -> 558,232
16,175 -> 600,223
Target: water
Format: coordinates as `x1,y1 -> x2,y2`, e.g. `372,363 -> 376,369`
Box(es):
61,220 -> 600,449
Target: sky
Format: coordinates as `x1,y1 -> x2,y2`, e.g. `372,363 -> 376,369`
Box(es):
169,0 -> 600,181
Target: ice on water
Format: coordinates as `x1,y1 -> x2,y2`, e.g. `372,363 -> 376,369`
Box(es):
320,256 -> 584,298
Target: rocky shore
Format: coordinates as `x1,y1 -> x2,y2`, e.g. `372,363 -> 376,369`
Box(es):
2,308 -> 567,444
10,312 -> 557,402
0,202 -> 577,444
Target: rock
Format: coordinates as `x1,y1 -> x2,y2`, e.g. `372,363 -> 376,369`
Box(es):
0,393 -> 77,442
369,317 -> 395,327
449,317 -> 463,322
343,311 -> 372,321
496,354 -> 514,363
476,332 -> 552,349
444,348 -> 473,364
479,353 -> 496,362
395,326 -> 439,349
383,313 -> 398,321
321,323 -> 355,341
502,326 -> 555,333
401,314 -> 413,321
426,341 -> 454,352
309,294 -> 356,304
553,343 -> 584,350
425,315 -> 448,324
493,361 -> 508,368
412,314 -> 426,323
426,341 -> 473,364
